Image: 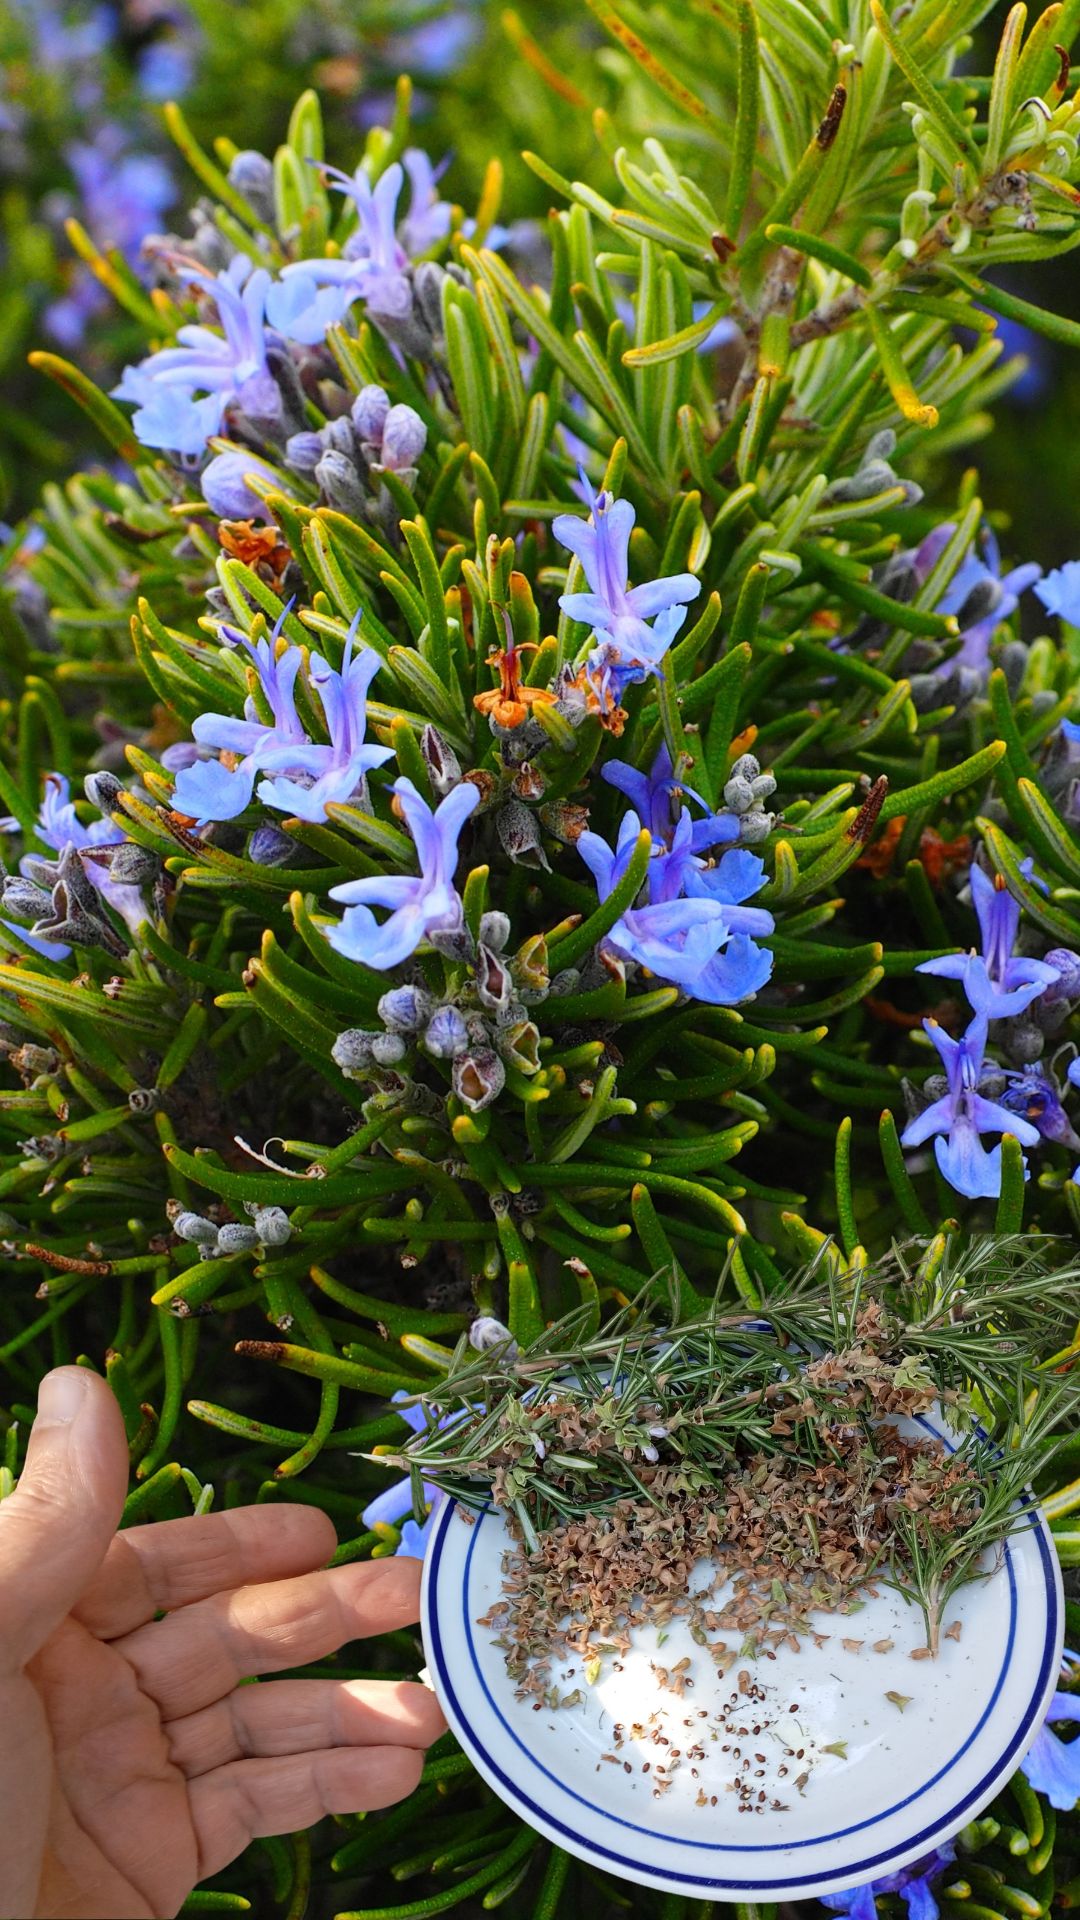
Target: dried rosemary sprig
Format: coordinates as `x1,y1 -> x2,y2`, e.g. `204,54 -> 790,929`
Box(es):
383,1240 -> 1080,1653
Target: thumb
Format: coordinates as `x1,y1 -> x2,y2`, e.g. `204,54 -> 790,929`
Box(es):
0,1367 -> 129,1672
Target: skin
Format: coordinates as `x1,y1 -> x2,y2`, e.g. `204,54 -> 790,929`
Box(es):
0,1367 -> 444,1919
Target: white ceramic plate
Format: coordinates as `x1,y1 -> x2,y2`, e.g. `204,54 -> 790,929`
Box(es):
421,1411 -> 1063,1902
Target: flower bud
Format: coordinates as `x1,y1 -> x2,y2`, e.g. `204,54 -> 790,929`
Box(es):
173,1211 -> 218,1246
729,753 -> 761,782
380,403 -> 427,471
738,811 -> 774,845
284,430 -> 326,473
314,449 -> 366,517
453,1047 -> 505,1111
723,776 -> 755,813
228,149 -> 275,221
475,943 -> 513,1012
1043,949 -> 1080,1000
106,842 -> 161,885
322,415 -> 359,458
2,877 -> 53,920
352,384 -> 391,444
251,1206 -> 291,1246
479,910 -> 511,953
84,770 -> 123,812
371,1031 -> 407,1066
160,741 -> 201,772
248,824 -> 301,866
201,450 -> 278,522
412,261 -> 448,339
379,985 -> 432,1032
423,1005 -> 468,1058
215,1223 -> 260,1254
332,1028 -> 379,1075
1003,1019 -> 1045,1066
469,1315 -> 519,1360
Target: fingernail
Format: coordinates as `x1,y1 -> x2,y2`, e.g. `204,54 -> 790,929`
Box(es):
37,1368 -> 91,1428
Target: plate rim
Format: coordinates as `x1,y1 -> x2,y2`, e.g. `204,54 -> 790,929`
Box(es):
421,1425 -> 1064,1900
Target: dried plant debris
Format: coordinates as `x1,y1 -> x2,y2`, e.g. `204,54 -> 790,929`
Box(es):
389,1252 -> 1080,1670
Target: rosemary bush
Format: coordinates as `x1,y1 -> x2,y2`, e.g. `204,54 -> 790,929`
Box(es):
3,0 -> 1080,1913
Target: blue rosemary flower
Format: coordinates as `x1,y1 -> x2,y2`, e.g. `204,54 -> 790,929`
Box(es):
901,1012 -> 1040,1200
266,153 -> 451,343
576,808 -> 774,1005
173,610 -> 391,826
1019,1655 -> 1080,1808
553,480 -> 700,720
602,745 -> 739,854
327,778 -> 479,969
1001,1066 -> 1080,1150
1035,562 -> 1080,626
172,607 -> 307,824
45,129 -> 174,349
821,1843 -> 956,1920
113,255 -> 279,455
917,863 -> 1060,1017
256,616 -> 394,823
914,522 -> 1040,684
399,148 -> 455,255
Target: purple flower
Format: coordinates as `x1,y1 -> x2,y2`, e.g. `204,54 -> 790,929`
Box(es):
1035,562 -> 1080,627
917,863 -> 1060,1017
114,255 -> 279,455
200,449 -> 287,522
64,129 -> 174,260
327,778 -> 479,970
576,809 -> 774,1005
1001,1067 -> 1080,1150
266,158 -> 437,342
137,36 -> 197,101
914,522 -> 1040,684
602,745 -> 739,854
553,480 -> 701,711
901,1012 -> 1040,1200
399,148 -> 454,256
172,606 -> 308,824
256,615 -> 394,823
173,610 -> 392,827
822,1844 -> 956,1920
1019,1659 -> 1080,1809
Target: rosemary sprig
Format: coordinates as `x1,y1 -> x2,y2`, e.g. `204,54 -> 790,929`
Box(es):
383,1241 -> 1080,1650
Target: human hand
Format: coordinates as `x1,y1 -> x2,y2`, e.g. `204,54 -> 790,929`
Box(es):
0,1366 -> 444,1920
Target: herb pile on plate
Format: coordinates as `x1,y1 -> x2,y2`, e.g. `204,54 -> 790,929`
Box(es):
386,1240 -> 1080,1674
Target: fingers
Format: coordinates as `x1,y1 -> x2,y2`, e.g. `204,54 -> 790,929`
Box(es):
113,1556 -> 423,1720
166,1676 -> 445,1777
190,1745 -> 424,1880
75,1503 -> 338,1638
0,1368 -> 129,1672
